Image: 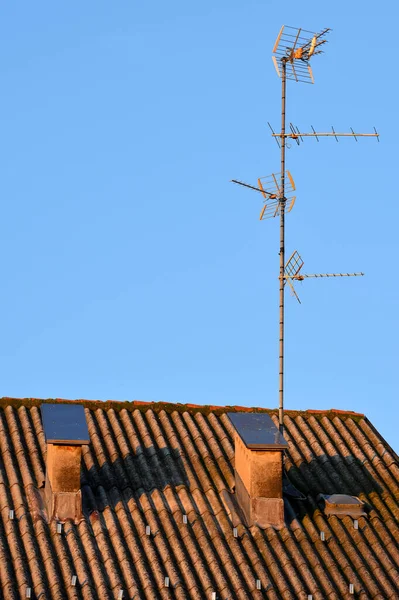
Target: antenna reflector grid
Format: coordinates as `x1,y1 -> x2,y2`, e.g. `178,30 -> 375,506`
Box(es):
231,172 -> 296,221
285,251 -> 304,279
284,250 -> 304,304
258,171 -> 296,220
271,26 -> 330,84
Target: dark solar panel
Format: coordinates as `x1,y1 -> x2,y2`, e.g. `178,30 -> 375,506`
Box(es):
41,403 -> 90,445
227,412 -> 288,449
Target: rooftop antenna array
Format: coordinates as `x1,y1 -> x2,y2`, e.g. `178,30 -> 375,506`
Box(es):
232,26 -> 379,433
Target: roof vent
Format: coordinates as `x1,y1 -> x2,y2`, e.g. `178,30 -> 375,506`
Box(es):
228,412 -> 288,529
41,403 -> 90,523
318,494 -> 367,518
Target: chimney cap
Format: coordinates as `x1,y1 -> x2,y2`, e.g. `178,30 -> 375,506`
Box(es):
41,404 -> 90,445
228,412 -> 288,450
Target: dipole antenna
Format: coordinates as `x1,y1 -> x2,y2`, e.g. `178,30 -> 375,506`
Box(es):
232,26 -> 379,434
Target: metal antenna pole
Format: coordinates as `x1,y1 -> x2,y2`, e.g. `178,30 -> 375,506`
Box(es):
279,60 -> 287,434
232,26 -> 378,437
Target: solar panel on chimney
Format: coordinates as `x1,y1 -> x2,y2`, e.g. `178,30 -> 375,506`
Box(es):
227,412 -> 288,449
41,404 -> 90,445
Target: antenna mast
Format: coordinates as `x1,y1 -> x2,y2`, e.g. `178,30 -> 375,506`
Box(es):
278,59 -> 287,436
232,26 -> 379,434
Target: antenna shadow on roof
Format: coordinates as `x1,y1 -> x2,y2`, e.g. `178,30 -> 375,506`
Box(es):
284,452 -> 382,524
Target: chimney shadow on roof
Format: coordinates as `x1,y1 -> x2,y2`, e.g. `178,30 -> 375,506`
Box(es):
77,446 -> 195,598
81,444 -> 191,515
283,454 -> 384,524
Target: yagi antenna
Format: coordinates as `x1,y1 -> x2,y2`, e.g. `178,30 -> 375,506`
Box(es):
269,123 -> 379,146
231,26 -> 378,434
284,251 -> 364,304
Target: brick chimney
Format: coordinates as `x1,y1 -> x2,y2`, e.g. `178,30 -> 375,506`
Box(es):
41,404 -> 90,523
228,413 -> 288,529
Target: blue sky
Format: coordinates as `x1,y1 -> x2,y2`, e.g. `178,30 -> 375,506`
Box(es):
0,2 -> 397,449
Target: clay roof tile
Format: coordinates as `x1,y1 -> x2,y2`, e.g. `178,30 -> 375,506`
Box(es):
0,398 -> 398,599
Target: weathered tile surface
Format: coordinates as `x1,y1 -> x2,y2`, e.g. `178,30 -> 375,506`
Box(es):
0,399 -> 398,599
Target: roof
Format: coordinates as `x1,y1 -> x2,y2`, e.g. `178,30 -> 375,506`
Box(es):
0,397 -> 398,599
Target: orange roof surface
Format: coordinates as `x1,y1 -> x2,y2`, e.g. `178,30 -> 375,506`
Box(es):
0,397 -> 398,599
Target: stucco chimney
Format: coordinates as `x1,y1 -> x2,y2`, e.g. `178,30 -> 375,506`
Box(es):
41,403 -> 90,523
228,412 -> 288,529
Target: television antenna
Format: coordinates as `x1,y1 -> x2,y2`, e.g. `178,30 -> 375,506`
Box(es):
232,26 -> 379,433
284,250 -> 364,304
232,171 -> 296,220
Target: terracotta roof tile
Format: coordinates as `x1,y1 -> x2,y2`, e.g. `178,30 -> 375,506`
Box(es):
0,398 -> 398,598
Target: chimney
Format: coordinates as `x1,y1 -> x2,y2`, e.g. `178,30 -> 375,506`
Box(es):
228,412 -> 288,529
41,403 -> 90,523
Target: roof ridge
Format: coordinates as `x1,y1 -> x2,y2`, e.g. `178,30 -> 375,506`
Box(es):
306,408 -> 365,417
0,397 -> 365,419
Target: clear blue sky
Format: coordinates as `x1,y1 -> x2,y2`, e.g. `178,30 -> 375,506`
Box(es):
1,2 -> 397,449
